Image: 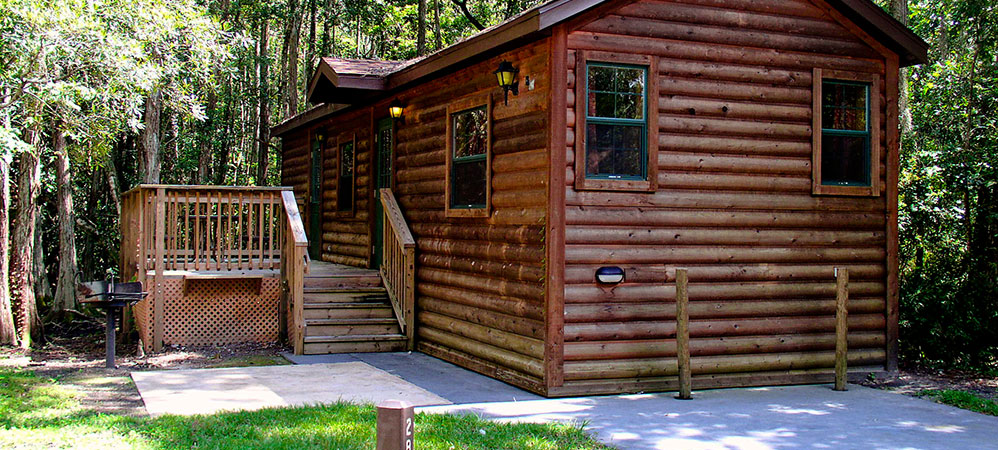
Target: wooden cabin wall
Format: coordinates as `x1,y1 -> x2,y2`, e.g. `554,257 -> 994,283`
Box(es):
281,132 -> 310,213
553,0 -> 894,396
321,109 -> 374,267
393,41 -> 551,394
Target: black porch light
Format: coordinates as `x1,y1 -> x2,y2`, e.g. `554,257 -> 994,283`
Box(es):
388,99 -> 405,121
494,60 -> 519,105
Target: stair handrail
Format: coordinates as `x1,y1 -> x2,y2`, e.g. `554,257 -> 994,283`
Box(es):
280,190 -> 309,354
378,188 -> 415,350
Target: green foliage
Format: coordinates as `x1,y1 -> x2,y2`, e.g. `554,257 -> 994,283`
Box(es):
916,389 -> 998,416
897,0 -> 998,369
0,367 -> 612,449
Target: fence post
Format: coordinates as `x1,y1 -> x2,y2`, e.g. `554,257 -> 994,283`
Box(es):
676,268 -> 692,400
834,267 -> 849,391
376,400 -> 414,450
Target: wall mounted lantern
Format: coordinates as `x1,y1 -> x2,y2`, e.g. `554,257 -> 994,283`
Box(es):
388,99 -> 405,122
595,266 -> 625,284
315,132 -> 325,144
494,60 -> 519,105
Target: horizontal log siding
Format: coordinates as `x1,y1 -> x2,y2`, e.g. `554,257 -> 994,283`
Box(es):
561,0 -> 890,395
281,132 -> 310,214
394,41 -> 550,394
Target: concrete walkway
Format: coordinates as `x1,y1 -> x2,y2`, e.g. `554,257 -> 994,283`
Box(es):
421,384 -> 998,450
132,353 -> 998,449
131,361 -> 450,416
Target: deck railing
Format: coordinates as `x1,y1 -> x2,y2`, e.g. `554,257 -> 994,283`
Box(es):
119,185 -> 308,352
378,188 -> 415,350
280,190 -> 309,354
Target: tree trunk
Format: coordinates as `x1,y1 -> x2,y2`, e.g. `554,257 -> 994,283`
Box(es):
320,0 -> 334,56
417,0 -> 427,55
258,17 -> 271,185
12,137 -> 43,348
52,124 -> 78,314
0,146 -> 14,345
33,214 -> 49,303
140,89 -> 163,183
433,0 -> 442,50
280,0 -> 301,118
889,0 -> 912,135
307,0 -> 316,75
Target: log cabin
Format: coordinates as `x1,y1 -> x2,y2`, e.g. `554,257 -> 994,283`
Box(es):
270,0 -> 928,397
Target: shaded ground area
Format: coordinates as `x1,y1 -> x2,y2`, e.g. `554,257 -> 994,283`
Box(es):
857,363 -> 998,402
0,319 -> 289,417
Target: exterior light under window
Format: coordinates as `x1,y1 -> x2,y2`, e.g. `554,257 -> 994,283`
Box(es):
595,266 -> 625,284
494,60 -> 518,105
388,99 -> 404,121
315,132 -> 325,143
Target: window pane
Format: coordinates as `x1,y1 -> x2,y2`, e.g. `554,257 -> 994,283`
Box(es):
821,134 -> 869,186
587,65 -> 645,120
451,159 -> 487,207
588,66 -> 614,91
822,83 -> 867,131
616,93 -> 642,120
586,123 -> 643,178
340,142 -> 354,176
453,107 -> 487,158
614,67 -> 645,94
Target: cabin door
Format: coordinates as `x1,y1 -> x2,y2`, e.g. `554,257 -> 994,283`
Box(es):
372,118 -> 394,268
308,135 -> 323,259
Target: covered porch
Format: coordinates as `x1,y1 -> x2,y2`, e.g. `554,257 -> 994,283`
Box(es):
119,185 -> 415,355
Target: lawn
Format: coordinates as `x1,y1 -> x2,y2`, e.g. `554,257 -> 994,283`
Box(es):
917,389 -> 998,416
0,367 -> 612,450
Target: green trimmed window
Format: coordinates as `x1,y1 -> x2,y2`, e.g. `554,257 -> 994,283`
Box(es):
585,63 -> 647,180
450,105 -> 488,209
821,80 -> 871,187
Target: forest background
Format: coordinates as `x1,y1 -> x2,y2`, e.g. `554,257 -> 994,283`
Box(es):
0,0 -> 994,370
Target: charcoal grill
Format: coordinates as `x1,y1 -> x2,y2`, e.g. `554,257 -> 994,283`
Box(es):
77,280 -> 148,368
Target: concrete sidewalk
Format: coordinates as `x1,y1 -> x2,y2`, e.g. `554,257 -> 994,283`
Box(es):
421,384 -> 998,450
132,361 -> 450,416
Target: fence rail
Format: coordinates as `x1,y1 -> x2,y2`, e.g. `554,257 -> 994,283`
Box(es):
378,188 -> 415,350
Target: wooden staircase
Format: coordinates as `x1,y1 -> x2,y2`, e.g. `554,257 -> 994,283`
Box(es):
300,263 -> 407,354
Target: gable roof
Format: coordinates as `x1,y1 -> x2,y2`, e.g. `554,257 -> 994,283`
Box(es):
278,0 -> 927,136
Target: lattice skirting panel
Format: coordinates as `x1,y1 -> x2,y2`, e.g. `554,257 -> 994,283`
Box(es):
133,278 -> 281,350
132,293 -> 152,349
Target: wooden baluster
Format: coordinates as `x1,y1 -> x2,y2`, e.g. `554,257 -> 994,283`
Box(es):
194,190 -> 202,271
258,191 -> 265,270
237,192 -> 244,270
214,190 -> 222,271
269,193 -> 276,269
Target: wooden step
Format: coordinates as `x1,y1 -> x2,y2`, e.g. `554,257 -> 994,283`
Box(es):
302,335 -> 407,354
303,289 -> 388,304
304,318 -> 401,337
303,303 -> 394,320
303,275 -> 382,289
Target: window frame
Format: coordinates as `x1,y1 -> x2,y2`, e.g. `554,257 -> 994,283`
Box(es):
575,50 -> 659,192
812,68 -> 881,197
445,93 -> 492,218
335,133 -> 356,215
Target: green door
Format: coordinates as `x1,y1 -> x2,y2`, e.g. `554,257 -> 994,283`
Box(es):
373,118 -> 394,268
309,136 -> 323,259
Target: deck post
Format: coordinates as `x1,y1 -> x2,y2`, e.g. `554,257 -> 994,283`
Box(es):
676,268 -> 692,400
152,188 -> 166,352
834,267 -> 849,391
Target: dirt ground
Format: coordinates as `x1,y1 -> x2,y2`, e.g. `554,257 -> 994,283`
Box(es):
857,363 -> 998,403
0,318 -> 290,417
2,318 -> 996,417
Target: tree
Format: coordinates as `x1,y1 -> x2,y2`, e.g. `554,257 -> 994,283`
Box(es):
417,0 -> 427,55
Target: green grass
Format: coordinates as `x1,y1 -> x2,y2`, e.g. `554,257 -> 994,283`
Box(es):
917,389 -> 998,416
0,367 -> 612,450
207,354 -> 291,368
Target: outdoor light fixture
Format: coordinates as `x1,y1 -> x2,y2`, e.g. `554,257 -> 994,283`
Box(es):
388,99 -> 405,122
494,60 -> 519,105
315,132 -> 325,144
595,266 -> 625,284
